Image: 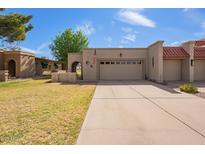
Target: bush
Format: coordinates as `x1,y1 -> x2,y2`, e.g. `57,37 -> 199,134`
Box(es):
179,84 -> 198,94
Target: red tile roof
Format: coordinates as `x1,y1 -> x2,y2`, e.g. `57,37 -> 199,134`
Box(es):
163,47 -> 190,59
194,47 -> 205,59
195,41 -> 205,46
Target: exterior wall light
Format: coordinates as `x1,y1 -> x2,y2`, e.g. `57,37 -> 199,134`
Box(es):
86,61 -> 90,65
191,59 -> 194,66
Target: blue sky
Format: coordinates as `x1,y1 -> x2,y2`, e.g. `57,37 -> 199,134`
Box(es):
3,8 -> 205,59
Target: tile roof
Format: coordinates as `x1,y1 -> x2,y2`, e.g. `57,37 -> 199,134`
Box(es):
163,47 -> 190,59
194,47 -> 205,59
194,41 -> 205,46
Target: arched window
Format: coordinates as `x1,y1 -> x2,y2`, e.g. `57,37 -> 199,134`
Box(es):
71,61 -> 82,79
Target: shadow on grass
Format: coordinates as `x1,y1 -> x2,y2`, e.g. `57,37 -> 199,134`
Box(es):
32,75 -> 51,80
59,81 -> 97,86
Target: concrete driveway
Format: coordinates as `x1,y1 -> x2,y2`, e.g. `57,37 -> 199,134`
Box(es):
77,81 -> 205,144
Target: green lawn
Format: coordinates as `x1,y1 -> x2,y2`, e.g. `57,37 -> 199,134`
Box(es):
0,78 -> 95,144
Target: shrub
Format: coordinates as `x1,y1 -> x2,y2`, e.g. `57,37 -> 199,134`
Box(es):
179,84 -> 198,94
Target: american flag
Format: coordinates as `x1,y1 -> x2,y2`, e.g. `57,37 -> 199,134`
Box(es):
93,49 -> 96,64
93,55 -> 96,64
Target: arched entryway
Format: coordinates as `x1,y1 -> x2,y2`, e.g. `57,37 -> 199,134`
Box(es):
8,60 -> 16,77
71,61 -> 82,79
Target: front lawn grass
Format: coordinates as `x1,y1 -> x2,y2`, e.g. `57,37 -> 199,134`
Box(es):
0,78 -> 95,144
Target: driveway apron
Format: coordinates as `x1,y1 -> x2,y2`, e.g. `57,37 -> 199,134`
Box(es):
77,80 -> 205,144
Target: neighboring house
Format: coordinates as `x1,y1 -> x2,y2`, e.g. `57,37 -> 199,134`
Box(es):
35,57 -> 63,76
0,49 -> 35,78
0,49 -> 63,81
68,39 -> 205,82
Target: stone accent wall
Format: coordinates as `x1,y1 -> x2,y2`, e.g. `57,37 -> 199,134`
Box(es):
0,70 -> 8,82
51,72 -> 76,83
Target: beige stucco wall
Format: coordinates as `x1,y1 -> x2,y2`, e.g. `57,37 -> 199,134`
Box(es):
0,70 -> 8,82
3,51 -> 35,78
147,41 -> 164,82
82,48 -> 148,81
35,58 -> 62,76
51,72 -> 76,83
20,54 -> 35,78
3,52 -> 21,77
83,49 -> 97,81
67,53 -> 83,72
182,41 -> 194,82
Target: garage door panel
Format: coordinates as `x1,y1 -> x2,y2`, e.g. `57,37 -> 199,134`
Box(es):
100,60 -> 143,80
194,60 -> 205,81
163,60 -> 181,81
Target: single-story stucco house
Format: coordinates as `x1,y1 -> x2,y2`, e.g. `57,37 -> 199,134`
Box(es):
68,39 -> 205,82
35,57 -> 63,76
0,49 -> 63,82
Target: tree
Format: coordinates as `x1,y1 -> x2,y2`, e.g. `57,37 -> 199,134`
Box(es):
49,28 -> 89,64
0,9 -> 33,48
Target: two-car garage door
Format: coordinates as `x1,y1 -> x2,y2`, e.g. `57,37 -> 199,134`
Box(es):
100,60 -> 143,80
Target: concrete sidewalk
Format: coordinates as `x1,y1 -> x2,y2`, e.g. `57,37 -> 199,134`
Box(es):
77,81 -> 205,144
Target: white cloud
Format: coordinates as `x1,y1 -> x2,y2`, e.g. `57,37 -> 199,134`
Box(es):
170,41 -> 180,46
36,42 -> 49,52
104,36 -> 112,47
116,9 -> 156,28
123,34 -> 136,42
183,8 -> 190,12
105,36 -> 112,43
194,21 -> 205,36
201,21 -> 205,30
111,21 -> 115,27
120,34 -> 137,44
120,26 -> 138,45
183,8 -> 196,12
76,22 -> 95,36
165,40 -> 187,46
20,46 -> 39,54
20,42 -> 49,55
121,27 -> 139,34
195,32 -> 205,36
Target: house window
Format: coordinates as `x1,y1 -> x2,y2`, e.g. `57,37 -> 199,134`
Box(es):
100,61 -> 104,64
152,57 -> 154,67
116,61 -> 120,64
121,61 -> 126,64
41,61 -> 48,69
111,61 -> 115,64
132,61 -> 136,64
54,63 -> 58,69
86,61 -> 90,65
105,61 -> 110,64
127,61 -> 132,64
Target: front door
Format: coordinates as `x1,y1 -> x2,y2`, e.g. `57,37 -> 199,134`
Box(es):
8,60 -> 16,77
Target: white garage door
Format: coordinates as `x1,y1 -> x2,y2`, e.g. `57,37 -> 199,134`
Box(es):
194,60 -> 205,81
100,60 -> 143,80
163,60 -> 182,81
